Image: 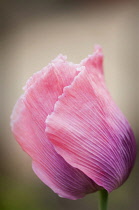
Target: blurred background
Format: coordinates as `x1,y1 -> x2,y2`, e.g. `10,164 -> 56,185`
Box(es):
1,0 -> 139,209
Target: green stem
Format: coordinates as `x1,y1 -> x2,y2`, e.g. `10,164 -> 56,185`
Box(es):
99,189 -> 108,210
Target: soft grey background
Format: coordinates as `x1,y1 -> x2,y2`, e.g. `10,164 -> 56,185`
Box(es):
1,0 -> 139,209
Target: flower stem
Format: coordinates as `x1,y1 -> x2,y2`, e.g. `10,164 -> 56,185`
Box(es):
99,189 -> 108,210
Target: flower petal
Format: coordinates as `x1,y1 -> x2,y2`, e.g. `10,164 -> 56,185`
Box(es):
81,45 -> 103,75
46,50 -> 136,193
11,56 -> 99,199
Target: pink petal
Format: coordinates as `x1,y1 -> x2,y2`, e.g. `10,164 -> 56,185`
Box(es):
11,56 -> 99,200
80,45 -> 103,75
46,49 -> 136,193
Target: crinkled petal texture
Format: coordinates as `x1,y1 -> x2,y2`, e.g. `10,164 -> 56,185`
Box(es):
11,55 -> 100,200
46,48 -> 136,193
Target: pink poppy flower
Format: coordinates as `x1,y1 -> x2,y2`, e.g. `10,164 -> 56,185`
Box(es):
11,46 -> 136,200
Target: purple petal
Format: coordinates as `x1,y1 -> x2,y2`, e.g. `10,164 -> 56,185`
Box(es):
46,48 -> 136,192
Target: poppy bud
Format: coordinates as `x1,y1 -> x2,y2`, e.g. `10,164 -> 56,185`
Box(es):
11,47 -> 136,200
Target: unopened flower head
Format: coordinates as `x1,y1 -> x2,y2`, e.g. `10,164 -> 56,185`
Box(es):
11,46 -> 136,200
